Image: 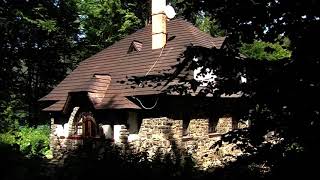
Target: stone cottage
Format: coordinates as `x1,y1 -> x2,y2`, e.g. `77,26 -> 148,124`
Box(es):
40,0 -> 248,168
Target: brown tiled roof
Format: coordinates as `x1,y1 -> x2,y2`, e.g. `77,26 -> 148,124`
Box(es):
87,74 -> 111,105
40,19 -> 225,111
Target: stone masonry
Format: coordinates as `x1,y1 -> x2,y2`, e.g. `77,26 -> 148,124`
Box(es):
50,107 -> 82,159
215,116 -> 233,134
49,113 -> 248,169
127,116 -> 247,169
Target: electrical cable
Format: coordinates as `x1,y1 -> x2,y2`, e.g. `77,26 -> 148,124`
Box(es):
131,96 -> 159,110
145,45 -> 165,76
131,44 -> 166,109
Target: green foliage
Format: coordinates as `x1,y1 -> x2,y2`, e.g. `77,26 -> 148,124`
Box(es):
0,125 -> 51,158
75,0 -> 144,55
16,10 -> 58,32
16,125 -> 51,157
0,0 -> 80,124
240,40 -> 291,61
0,100 -> 26,133
0,133 -> 16,145
195,15 -> 225,37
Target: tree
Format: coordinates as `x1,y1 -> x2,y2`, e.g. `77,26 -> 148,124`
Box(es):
0,0 -> 156,127
195,14 -> 225,37
240,40 -> 291,61
74,0 -> 148,60
131,0 -> 320,177
0,0 -> 80,125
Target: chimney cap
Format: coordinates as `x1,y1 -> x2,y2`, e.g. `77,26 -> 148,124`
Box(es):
164,5 -> 176,19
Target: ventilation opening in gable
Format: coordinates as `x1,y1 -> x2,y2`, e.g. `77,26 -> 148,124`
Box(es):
128,40 -> 143,53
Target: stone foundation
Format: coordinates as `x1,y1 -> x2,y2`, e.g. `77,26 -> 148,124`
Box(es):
216,116 -> 233,134
126,116 -> 248,169
49,114 -> 249,169
50,117 -> 83,159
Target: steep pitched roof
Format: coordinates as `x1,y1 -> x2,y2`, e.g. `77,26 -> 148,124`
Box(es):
40,19 -> 225,111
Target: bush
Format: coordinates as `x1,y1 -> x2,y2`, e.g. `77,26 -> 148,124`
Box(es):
0,142 -> 48,180
0,100 -> 26,133
17,125 -> 51,157
58,141 -> 202,180
0,125 -> 51,158
0,132 -> 16,145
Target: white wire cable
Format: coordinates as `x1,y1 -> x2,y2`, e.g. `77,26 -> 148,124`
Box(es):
145,45 -> 165,76
132,96 -> 159,109
132,44 -> 166,109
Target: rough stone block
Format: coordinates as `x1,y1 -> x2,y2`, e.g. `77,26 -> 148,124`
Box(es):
216,117 -> 233,134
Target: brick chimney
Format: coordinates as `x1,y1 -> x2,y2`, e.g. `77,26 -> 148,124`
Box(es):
152,0 -> 167,49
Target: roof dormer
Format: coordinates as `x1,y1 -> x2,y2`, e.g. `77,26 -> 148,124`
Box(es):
128,40 -> 143,53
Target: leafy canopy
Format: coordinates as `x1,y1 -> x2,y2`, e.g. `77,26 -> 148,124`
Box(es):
240,40 -> 291,61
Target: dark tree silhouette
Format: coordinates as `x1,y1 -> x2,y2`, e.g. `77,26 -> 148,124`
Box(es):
127,0 -> 320,178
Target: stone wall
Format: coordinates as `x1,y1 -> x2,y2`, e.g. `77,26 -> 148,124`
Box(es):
216,116 -> 233,134
49,111 -> 249,169
130,118 -> 183,155
187,119 -> 209,137
50,121 -> 83,159
125,116 -> 245,169
50,107 -> 83,159
138,117 -> 183,140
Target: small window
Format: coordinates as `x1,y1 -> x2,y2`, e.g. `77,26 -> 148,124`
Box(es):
128,40 -> 143,53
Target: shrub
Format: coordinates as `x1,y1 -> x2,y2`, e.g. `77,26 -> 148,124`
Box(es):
0,125 -> 51,158
0,142 -> 48,180
0,132 -> 16,145
0,100 -> 26,133
58,141 -> 202,180
17,125 -> 51,157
